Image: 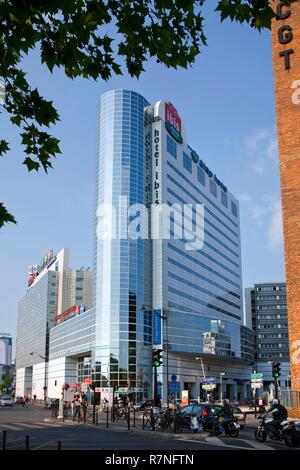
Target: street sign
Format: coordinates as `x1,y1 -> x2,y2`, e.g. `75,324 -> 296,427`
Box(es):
202,377 -> 217,385
251,383 -> 263,389
202,384 -> 216,391
251,373 -> 263,379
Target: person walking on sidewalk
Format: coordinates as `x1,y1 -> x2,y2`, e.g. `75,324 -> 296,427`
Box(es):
73,397 -> 81,421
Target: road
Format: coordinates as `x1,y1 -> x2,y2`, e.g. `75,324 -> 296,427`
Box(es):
0,406 -> 298,451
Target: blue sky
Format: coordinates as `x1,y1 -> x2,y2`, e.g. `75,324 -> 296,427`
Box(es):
0,6 -> 285,344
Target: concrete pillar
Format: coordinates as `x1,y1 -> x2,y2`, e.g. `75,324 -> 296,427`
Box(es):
230,382 -> 238,401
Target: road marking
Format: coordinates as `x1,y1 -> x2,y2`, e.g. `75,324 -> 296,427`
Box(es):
0,424 -> 23,431
242,439 -> 275,450
32,441 -> 54,450
205,436 -> 227,446
13,422 -> 44,429
177,438 -> 255,450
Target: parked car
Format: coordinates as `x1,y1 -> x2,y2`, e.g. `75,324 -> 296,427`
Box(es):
176,403 -> 223,431
44,398 -> 59,409
133,400 -> 153,411
177,403 -> 246,431
0,396 -> 14,407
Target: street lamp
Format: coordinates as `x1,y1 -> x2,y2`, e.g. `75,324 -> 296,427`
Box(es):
30,352 -> 47,402
220,372 -> 226,403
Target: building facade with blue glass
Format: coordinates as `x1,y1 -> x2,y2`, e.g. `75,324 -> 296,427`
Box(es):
47,90 -> 253,403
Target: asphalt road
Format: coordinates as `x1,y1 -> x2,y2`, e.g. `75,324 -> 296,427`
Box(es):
0,406 -> 298,451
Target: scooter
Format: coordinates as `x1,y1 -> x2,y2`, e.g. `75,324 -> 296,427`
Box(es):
255,412 -> 300,447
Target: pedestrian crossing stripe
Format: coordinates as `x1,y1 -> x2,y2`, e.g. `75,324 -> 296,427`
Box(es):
0,421 -> 77,431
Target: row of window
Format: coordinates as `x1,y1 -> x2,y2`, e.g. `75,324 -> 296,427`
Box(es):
256,286 -> 285,291
168,257 -> 240,299
256,295 -> 286,301
258,333 -> 288,339
169,286 -> 241,320
166,135 -> 238,217
168,243 -> 240,289
257,314 -> 287,319
257,323 -> 288,329
168,271 -> 240,310
257,305 -> 286,310
166,200 -> 239,259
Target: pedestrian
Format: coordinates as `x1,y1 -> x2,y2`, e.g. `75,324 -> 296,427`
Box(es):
25,395 -> 29,407
81,394 -> 87,422
33,394 -> 37,405
258,396 -> 265,412
71,396 -> 76,418
73,397 -> 81,421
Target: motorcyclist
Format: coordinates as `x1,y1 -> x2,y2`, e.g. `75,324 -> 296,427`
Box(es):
265,398 -> 288,438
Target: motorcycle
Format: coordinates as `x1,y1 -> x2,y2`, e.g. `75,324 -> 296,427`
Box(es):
211,414 -> 240,438
255,412 -> 300,447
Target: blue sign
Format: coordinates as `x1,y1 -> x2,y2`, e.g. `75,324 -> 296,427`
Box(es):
202,377 -> 217,385
171,374 -> 177,383
153,309 -> 162,344
168,382 -> 180,393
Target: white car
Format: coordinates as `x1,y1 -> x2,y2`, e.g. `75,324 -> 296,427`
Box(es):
0,396 -> 14,406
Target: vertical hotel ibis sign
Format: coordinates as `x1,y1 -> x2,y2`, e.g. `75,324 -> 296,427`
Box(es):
165,102 -> 183,144
152,122 -> 161,205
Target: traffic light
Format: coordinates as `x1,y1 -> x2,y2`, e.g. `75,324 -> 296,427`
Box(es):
152,349 -> 163,367
272,362 -> 281,379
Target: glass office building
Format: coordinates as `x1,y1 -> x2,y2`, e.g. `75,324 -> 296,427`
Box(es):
47,90 -> 253,402
93,90 -> 153,396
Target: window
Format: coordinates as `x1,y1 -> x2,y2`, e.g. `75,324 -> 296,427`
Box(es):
210,180 -> 217,197
197,167 -> 205,186
221,191 -> 228,208
167,135 -> 177,159
183,152 -> 192,173
231,201 -> 238,217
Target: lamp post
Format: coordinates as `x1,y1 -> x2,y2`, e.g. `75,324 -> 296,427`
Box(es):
195,357 -> 206,402
220,372 -> 226,403
30,352 -> 47,402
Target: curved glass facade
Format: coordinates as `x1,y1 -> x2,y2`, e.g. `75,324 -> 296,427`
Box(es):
93,90 -> 152,396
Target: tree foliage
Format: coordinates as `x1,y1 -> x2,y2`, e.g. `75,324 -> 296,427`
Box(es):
0,0 -> 296,227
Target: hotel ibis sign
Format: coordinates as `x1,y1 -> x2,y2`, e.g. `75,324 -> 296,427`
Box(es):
165,102 -> 183,144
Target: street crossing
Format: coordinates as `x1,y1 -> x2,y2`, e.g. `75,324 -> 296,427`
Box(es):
0,420 -> 77,432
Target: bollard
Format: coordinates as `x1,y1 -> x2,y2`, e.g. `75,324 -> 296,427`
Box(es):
127,408 -> 130,431
106,406 -> 109,428
25,435 -> 29,450
2,430 -> 6,450
142,413 -> 145,430
57,441 -> 62,450
133,408 -> 136,428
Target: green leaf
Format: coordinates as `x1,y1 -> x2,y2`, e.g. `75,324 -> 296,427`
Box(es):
0,140 -> 10,156
0,203 -> 16,228
23,157 -> 40,171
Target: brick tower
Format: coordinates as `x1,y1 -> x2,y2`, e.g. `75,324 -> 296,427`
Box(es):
271,0 -> 300,416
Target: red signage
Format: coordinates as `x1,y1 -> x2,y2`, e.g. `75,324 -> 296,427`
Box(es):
27,273 -> 37,287
55,305 -> 80,323
165,102 -> 181,135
